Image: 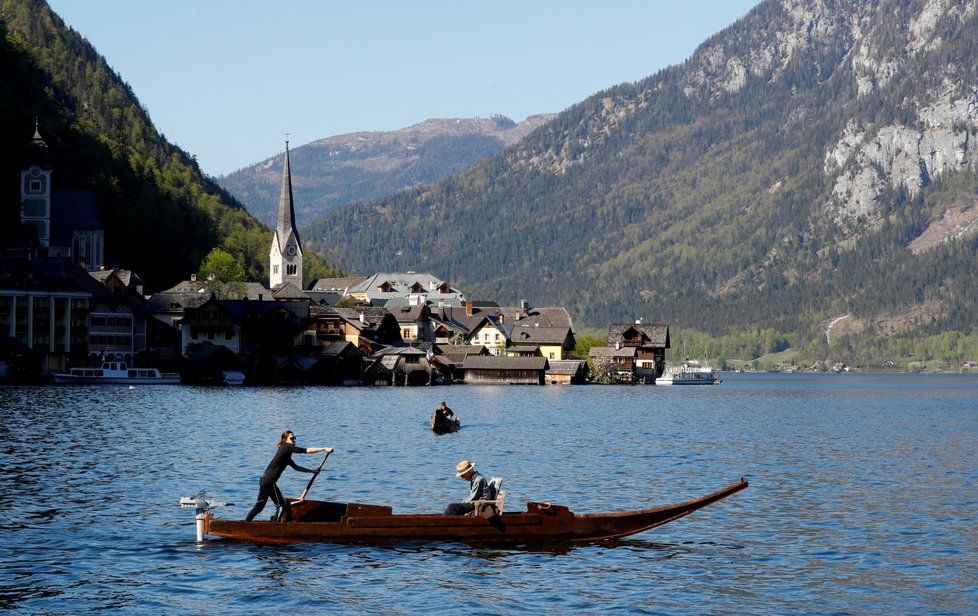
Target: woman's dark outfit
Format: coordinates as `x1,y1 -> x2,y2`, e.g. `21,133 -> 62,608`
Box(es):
245,444 -> 317,522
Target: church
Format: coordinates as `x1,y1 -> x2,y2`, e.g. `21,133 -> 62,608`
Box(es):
268,137 -> 303,291
17,123 -> 104,270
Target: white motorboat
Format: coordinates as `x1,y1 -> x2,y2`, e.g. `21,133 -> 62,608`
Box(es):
53,361 -> 181,384
655,360 -> 721,385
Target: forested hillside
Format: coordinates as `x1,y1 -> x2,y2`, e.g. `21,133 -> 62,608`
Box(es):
314,0 -> 978,362
220,115 -> 554,228
0,0 -> 339,288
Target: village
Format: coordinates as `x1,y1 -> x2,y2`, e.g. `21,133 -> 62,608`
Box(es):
0,127 -> 671,386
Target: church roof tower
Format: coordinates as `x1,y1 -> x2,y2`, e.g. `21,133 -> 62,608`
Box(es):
275,138 -> 301,251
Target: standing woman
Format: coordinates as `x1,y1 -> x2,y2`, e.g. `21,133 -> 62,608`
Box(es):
245,430 -> 333,522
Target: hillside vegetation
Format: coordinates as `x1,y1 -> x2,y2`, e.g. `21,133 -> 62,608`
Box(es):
0,0 -> 339,288
312,0 -> 978,363
220,115 -> 555,228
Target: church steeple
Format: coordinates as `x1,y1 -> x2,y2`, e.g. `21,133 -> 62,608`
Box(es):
269,136 -> 303,289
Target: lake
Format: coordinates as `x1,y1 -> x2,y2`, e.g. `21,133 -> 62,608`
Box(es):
1,374 -> 975,613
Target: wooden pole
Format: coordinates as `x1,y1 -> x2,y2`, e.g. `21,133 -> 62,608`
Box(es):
296,450 -> 331,502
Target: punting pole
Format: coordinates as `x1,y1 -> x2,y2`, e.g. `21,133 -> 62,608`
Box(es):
180,494 -> 233,542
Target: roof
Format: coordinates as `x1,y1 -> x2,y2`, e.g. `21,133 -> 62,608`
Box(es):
271,281 -> 309,300
89,268 -> 142,289
309,277 -> 367,292
322,340 -> 356,356
333,306 -> 391,329
348,272 -> 464,302
0,256 -> 93,294
275,142 -> 301,251
608,323 -> 670,348
391,304 -> 428,323
546,360 -> 588,375
462,355 -> 548,371
51,189 -> 103,231
431,305 -> 574,333
148,281 -> 271,313
509,326 -> 572,346
374,346 -> 427,358
589,346 -> 637,358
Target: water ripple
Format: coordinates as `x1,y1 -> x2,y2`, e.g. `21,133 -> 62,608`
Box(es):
1,374 -> 976,612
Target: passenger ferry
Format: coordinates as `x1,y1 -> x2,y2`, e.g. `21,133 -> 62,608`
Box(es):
53,361 -> 181,384
654,360 -> 721,385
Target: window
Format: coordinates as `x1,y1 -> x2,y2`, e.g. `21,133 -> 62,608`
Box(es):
273,265 -> 279,275
495,333 -> 500,341
286,264 -> 297,276
549,352 -> 555,359
29,179 -> 41,192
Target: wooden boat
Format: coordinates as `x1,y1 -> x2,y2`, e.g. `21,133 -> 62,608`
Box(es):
203,477 -> 747,544
431,413 -> 461,434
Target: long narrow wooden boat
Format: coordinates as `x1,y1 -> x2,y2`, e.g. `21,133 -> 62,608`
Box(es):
204,477 -> 747,544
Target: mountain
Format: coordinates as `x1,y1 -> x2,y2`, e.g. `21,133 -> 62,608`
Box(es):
310,0 -> 978,356
218,115 -> 555,227
0,0 -> 339,288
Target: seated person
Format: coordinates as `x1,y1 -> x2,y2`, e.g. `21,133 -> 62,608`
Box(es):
433,401 -> 454,430
444,459 -> 490,515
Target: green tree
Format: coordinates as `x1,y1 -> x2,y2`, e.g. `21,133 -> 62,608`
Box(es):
199,248 -> 246,299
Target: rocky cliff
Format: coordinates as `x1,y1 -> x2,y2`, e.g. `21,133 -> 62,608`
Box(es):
314,0 -> 978,344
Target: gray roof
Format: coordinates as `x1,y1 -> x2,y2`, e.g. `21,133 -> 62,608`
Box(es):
272,281 -> 309,299
333,306 -> 391,329
322,340 -> 356,356
310,277 -> 367,292
509,326 -> 572,346
608,323 -> 670,348
546,360 -> 588,375
462,355 -> 548,371
89,268 -> 143,289
147,281 -> 271,313
390,304 -> 428,323
275,142 -> 301,251
589,346 -> 637,358
348,272 -> 463,302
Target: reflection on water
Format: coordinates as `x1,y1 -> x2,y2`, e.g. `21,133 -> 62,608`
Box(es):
1,374 -> 976,612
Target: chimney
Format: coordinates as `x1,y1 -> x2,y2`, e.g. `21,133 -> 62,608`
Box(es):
409,294 -> 419,307
636,318 -> 642,325
615,340 -> 621,350
534,322 -> 539,327
465,300 -> 474,316
499,313 -> 504,324
359,312 -> 366,324
520,299 -> 529,313
191,273 -> 197,282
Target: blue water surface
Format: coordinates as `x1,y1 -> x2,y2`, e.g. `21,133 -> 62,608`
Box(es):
1,374 -> 976,614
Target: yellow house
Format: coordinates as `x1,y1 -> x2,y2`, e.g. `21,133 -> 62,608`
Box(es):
507,326 -> 575,360
465,318 -> 509,355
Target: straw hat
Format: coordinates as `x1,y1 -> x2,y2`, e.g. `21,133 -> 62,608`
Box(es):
455,460 -> 475,478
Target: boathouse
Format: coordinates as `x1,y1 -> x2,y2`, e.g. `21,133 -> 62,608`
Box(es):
461,355 -> 547,385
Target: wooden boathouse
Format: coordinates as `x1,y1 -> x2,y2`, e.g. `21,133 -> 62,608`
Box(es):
461,355 -> 547,385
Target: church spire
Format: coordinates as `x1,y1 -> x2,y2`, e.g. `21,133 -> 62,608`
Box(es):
269,135 -> 303,289
276,136 -> 300,250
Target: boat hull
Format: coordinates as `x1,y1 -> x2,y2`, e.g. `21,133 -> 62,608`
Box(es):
52,374 -> 181,384
431,415 -> 461,434
205,478 -> 747,544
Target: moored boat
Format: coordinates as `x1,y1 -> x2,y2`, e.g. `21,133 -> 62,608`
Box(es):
53,360 -> 180,384
201,477 -> 747,544
655,360 -> 721,385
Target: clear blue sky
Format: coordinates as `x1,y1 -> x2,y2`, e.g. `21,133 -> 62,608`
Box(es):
48,0 -> 759,177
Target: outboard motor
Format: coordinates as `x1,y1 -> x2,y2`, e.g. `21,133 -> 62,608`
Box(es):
180,491 -> 233,542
